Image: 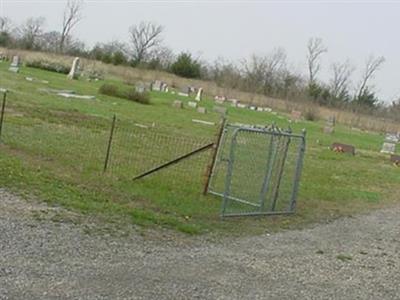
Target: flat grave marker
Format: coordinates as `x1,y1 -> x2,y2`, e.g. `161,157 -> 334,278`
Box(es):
331,142 -> 355,155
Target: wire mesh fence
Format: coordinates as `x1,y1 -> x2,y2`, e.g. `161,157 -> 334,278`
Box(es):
0,91 -> 218,198
209,124 -> 306,217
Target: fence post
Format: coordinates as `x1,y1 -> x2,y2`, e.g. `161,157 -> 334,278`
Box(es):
103,114 -> 116,173
289,129 -> 306,212
203,116 -> 226,195
0,91 -> 7,142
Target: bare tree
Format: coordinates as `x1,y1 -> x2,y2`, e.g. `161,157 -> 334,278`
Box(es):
330,60 -> 354,99
355,55 -> 385,100
129,21 -> 163,65
242,48 -> 287,94
307,37 -> 327,84
0,17 -> 12,33
18,17 -> 45,49
60,0 -> 83,52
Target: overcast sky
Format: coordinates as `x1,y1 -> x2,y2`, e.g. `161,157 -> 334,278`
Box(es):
1,0 -> 399,103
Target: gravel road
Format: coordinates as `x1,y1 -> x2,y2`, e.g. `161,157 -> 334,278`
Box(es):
1,188 -> 400,300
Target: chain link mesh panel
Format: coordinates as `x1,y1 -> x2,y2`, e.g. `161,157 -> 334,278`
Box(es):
209,124 -> 306,217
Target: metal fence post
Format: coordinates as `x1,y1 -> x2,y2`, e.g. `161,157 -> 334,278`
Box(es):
221,128 -> 240,217
103,114 -> 116,173
203,116 -> 226,195
289,129 -> 306,212
0,91 -> 7,142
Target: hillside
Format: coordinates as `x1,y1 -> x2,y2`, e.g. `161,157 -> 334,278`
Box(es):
0,50 -> 399,235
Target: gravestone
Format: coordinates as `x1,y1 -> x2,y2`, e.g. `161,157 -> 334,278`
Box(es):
214,95 -> 226,102
331,142 -> 355,155
8,56 -> 20,73
229,99 -> 239,107
381,142 -> 396,154
323,126 -> 334,134
197,107 -> 207,114
160,82 -> 168,92
237,103 -> 247,109
249,106 -> 257,111
390,154 -> 400,166
216,99 -> 225,105
257,107 -> 264,112
188,101 -> 198,108
152,80 -> 162,91
67,57 -> 80,80
172,100 -> 183,109
326,115 -> 336,127
385,133 -> 399,144
195,88 -> 203,101
178,86 -> 190,97
324,115 -> 336,134
135,82 -> 147,94
291,110 -> 302,121
213,106 -> 227,115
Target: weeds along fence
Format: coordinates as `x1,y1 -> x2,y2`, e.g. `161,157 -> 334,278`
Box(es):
0,92 -> 218,196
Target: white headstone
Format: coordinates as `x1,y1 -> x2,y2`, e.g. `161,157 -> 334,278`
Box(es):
172,100 -> 183,108
188,101 -> 198,108
197,107 -> 207,114
67,57 -> 80,80
195,88 -> 203,101
213,106 -> 227,115
152,80 -> 162,91
8,56 -> 20,73
385,133 -> 399,143
381,142 -> 396,154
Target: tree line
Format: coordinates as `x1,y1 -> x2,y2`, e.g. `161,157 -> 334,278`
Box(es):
1,0 -> 399,119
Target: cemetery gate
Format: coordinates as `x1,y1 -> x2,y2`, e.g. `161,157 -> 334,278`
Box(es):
208,124 -> 306,217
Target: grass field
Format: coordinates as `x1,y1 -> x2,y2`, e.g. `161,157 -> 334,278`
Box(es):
0,59 -> 399,236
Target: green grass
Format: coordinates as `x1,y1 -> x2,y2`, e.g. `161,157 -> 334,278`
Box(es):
0,60 -> 399,236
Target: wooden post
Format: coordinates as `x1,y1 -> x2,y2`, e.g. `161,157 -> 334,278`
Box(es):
0,91 -> 7,141
103,114 -> 116,172
203,117 -> 226,195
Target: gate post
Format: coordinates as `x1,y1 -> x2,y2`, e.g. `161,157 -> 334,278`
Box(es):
203,116 -> 226,195
289,129 -> 306,212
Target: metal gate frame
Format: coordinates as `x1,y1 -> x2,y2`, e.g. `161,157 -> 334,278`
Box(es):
208,124 -> 306,217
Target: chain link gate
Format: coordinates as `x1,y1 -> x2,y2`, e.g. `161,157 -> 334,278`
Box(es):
208,124 -> 306,217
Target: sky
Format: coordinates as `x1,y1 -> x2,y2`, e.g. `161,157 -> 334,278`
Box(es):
1,0 -> 399,103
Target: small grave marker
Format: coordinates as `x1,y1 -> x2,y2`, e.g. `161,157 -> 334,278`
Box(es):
178,86 -> 190,97
135,82 -> 147,93
381,142 -> 396,154
291,110 -> 302,121
323,126 -> 334,134
213,106 -> 227,115
390,154 -> 400,166
152,80 -> 162,91
331,142 -> 355,155
8,56 -> 20,73
188,101 -> 198,108
197,107 -> 207,114
172,100 -> 183,109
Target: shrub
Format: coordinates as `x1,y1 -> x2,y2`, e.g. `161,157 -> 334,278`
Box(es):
98,84 -> 118,97
25,60 -> 70,74
98,83 -> 150,104
304,107 -> 319,121
124,89 -> 150,104
170,52 -> 201,79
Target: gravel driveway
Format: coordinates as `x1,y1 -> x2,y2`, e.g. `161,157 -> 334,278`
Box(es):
1,188 -> 399,300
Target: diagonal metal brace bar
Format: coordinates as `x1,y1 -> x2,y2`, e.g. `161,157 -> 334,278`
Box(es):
132,142 -> 214,181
